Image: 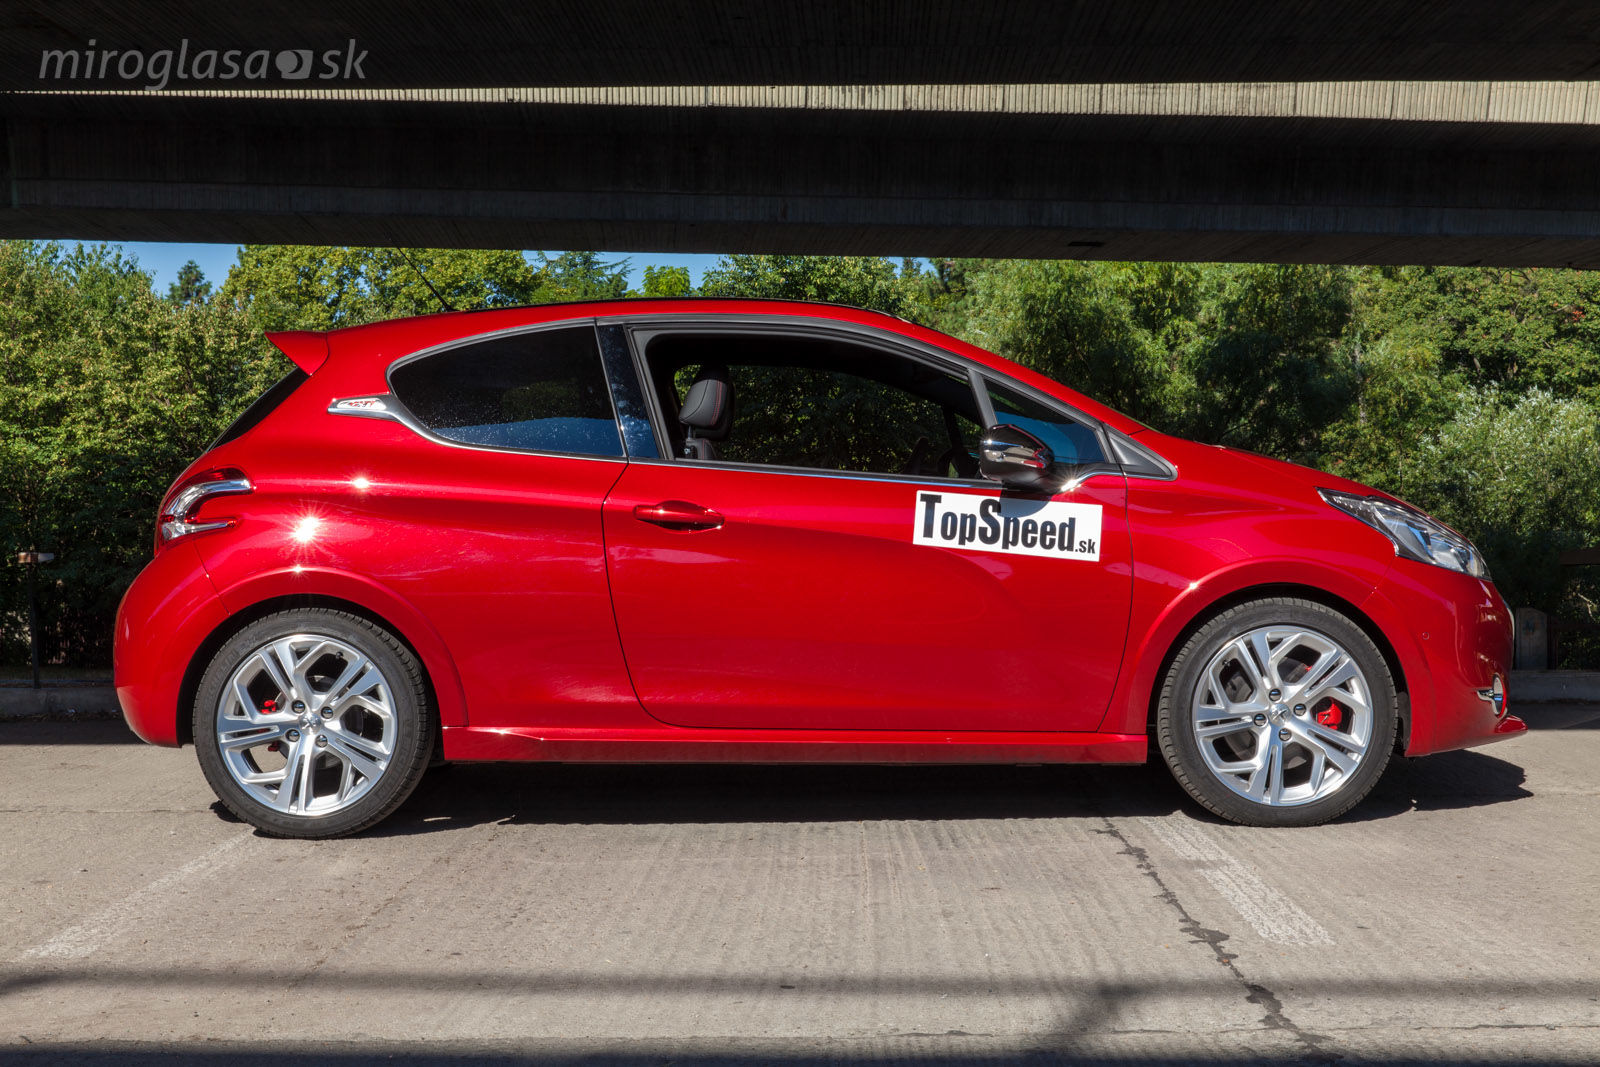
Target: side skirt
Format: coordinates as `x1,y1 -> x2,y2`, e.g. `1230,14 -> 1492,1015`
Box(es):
441,725 -> 1147,764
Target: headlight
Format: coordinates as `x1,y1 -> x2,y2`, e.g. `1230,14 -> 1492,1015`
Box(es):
1319,489 -> 1490,578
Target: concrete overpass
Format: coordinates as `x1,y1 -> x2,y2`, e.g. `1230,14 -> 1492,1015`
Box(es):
7,2 -> 1600,265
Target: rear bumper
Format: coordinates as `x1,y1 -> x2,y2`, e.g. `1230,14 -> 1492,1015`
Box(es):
1365,561 -> 1521,756
113,542 -> 230,747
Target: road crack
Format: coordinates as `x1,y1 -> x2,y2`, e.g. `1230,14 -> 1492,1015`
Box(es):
1095,818 -> 1343,1064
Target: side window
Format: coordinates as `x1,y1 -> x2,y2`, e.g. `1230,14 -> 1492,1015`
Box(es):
986,381 -> 1106,467
389,326 -> 623,456
643,332 -> 983,479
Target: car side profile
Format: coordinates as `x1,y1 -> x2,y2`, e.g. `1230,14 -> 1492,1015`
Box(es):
114,299 -> 1524,837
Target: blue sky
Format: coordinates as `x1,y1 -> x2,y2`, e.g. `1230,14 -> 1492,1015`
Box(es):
102,242 -> 727,292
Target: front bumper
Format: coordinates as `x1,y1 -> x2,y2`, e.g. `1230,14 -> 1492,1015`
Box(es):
1366,560 -> 1525,756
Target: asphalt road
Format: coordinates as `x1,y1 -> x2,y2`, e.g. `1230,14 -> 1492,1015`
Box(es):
1,706 -> 1596,1066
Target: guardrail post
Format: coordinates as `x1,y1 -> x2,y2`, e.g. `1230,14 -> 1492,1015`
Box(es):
17,551 -> 55,690
1515,607 -> 1549,670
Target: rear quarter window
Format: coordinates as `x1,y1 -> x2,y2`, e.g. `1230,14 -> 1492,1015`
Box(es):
388,325 -> 623,456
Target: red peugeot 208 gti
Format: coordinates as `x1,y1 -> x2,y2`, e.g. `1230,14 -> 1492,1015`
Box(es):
115,300 -> 1524,837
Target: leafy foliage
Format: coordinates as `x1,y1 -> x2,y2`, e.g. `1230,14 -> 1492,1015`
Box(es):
957,260 -> 1184,427
1357,266 -> 1600,405
534,252 -> 631,302
1178,264 -> 1356,462
1392,388 -> 1600,610
640,265 -> 693,298
699,255 -> 926,320
167,260 -> 213,306
221,245 -> 547,328
0,242 -> 284,665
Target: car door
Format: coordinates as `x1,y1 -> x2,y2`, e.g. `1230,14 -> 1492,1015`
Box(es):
601,320 -> 1133,733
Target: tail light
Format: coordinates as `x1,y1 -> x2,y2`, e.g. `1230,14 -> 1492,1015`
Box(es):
158,468 -> 253,545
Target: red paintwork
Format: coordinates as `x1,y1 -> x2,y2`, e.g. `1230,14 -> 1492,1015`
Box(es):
603,464 -> 1130,731
113,540 -> 228,746
441,725 -> 1147,764
113,299 -> 1521,768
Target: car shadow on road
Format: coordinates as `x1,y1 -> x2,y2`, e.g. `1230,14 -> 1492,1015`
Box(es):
1342,747 -> 1531,822
361,742 -> 1532,838
367,760 -> 1182,836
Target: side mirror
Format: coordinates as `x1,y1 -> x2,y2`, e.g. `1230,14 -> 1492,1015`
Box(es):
979,424 -> 1055,490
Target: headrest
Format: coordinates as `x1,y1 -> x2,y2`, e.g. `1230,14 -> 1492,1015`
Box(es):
678,366 -> 733,440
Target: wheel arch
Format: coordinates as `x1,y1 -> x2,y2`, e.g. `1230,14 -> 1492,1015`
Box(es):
1140,582 -> 1411,752
175,592 -> 460,747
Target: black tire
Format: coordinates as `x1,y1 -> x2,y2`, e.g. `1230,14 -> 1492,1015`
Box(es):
1155,596 -> 1398,827
193,608 -> 435,838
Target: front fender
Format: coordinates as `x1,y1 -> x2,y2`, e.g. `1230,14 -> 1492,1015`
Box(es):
1101,555 -> 1427,738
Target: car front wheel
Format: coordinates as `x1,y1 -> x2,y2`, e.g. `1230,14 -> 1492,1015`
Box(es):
193,608 -> 434,838
1156,596 -> 1398,827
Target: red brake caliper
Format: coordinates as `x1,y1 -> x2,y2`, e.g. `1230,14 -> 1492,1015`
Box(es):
261,699 -> 280,751
1315,703 -> 1343,727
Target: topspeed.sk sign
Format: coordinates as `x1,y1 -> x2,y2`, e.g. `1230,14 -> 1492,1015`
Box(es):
913,491 -> 1101,561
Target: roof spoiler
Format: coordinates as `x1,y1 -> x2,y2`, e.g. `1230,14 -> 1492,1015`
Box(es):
264,330 -> 329,375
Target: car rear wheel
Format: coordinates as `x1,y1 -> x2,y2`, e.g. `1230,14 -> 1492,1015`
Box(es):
193,608 -> 434,838
1156,596 -> 1398,827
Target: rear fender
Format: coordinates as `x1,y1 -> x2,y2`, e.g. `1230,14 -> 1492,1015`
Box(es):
209,567 -> 469,728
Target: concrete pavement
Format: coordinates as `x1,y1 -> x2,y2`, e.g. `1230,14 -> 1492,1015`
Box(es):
0,706 -> 1596,1064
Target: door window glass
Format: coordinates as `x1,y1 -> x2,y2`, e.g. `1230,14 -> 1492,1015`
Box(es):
985,382 -> 1106,467
642,331 -> 982,479
390,326 -> 623,456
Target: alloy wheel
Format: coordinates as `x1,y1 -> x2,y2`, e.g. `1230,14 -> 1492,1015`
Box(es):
1190,625 -> 1375,807
214,633 -> 397,818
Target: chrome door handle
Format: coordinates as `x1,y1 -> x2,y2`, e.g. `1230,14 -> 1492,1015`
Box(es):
632,501 -> 724,531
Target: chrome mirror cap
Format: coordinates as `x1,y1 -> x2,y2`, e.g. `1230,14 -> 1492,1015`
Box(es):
979,424 -> 1055,490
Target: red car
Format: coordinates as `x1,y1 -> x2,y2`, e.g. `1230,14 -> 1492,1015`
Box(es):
114,299 -> 1524,837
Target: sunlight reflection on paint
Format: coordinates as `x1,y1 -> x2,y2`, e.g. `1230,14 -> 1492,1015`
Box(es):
290,516 -> 322,544
351,476 -> 371,491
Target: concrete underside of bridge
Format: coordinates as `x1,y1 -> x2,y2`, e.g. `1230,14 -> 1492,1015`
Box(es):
7,2 -> 1600,265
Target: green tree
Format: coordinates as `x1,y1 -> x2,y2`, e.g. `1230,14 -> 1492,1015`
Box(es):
1180,264 -> 1356,463
1390,388 -> 1600,612
639,264 -> 693,298
699,254 -> 926,320
0,241 -> 284,666
535,251 -> 631,301
166,259 -> 213,306
1319,335 -> 1464,490
918,257 -> 993,335
954,260 -> 1183,427
1356,266 -> 1600,406
221,245 -> 546,329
